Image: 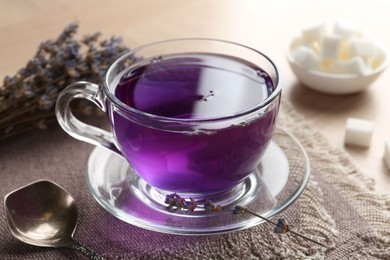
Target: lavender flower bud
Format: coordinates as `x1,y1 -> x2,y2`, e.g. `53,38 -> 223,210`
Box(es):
274,218 -> 289,234
38,94 -> 53,111
232,205 -> 247,215
183,198 -> 197,211
204,199 -> 222,212
22,84 -> 34,98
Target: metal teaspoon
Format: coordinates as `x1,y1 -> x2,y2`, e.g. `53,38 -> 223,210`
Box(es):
4,180 -> 104,260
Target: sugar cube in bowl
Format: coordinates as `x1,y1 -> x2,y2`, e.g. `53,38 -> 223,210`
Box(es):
287,21 -> 390,94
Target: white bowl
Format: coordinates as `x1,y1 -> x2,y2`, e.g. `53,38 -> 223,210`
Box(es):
286,41 -> 390,95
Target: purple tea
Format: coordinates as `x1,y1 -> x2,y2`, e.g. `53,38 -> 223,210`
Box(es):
111,53 -> 279,193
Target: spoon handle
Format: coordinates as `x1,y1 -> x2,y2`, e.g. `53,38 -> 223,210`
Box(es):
70,239 -> 105,260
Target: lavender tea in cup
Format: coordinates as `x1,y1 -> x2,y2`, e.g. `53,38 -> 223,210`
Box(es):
112,53 -> 278,193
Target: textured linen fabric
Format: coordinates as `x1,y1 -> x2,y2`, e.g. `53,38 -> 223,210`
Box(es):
0,100 -> 389,259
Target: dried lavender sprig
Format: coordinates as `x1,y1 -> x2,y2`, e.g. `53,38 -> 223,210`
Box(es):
0,22 -> 133,140
233,206 -> 327,248
164,194 -> 327,248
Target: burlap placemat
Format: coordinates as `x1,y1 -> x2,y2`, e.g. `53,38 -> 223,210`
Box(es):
1,100 -> 389,259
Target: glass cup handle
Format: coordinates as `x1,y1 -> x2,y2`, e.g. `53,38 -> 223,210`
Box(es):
55,81 -> 121,155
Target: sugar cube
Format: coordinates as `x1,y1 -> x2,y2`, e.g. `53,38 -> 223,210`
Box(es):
334,20 -> 360,40
302,24 -> 327,43
292,45 -> 321,70
321,35 -> 342,60
339,40 -> 352,60
290,37 -> 304,49
384,140 -> 390,170
370,47 -> 386,69
328,56 -> 368,75
311,41 -> 321,54
344,118 -> 374,147
350,39 -> 378,60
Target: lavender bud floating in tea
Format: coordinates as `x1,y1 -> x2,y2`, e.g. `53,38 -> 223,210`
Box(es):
165,194 -> 327,248
0,22 -> 133,140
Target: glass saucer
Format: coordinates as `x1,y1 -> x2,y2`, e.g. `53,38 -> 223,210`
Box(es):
86,127 -> 310,235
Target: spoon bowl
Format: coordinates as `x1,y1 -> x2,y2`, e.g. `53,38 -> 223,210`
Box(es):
4,180 -> 103,259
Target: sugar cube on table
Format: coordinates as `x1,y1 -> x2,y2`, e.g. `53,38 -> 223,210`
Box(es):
292,45 -> 321,70
302,24 -> 327,43
321,35 -> 342,60
384,140 -> 390,170
344,118 -> 374,147
334,20 -> 360,40
328,56 -> 368,75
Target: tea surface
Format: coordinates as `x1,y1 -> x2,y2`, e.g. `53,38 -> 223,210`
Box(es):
114,53 -> 274,119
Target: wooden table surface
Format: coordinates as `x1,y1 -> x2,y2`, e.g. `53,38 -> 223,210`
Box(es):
1,0 -> 389,194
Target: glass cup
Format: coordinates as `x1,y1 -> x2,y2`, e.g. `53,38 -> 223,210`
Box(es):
55,38 -> 282,197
